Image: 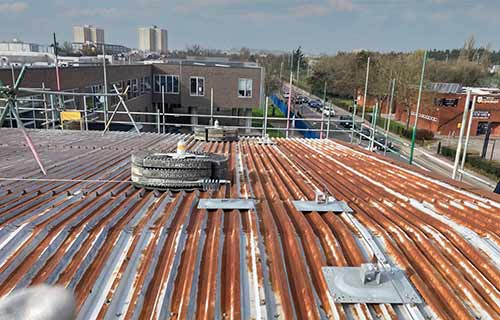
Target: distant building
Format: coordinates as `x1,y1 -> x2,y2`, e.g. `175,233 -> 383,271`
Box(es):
138,26 -> 168,54
0,39 -> 53,54
73,25 -> 104,44
0,39 -> 54,67
393,85 -> 500,137
71,42 -> 130,56
0,60 -> 263,130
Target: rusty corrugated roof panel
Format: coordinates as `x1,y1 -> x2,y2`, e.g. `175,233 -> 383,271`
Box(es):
0,128 -> 499,319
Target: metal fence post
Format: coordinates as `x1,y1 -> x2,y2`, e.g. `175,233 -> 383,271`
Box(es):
320,81 -> 326,139
42,83 -> 49,130
286,72 -> 293,138
263,96 -> 269,138
326,104 -> 332,139
351,101 -> 357,143
210,87 -> 214,125
490,139 -> 496,161
369,102 -> 379,151
32,99 -> 36,129
161,85 -> 166,134
452,90 -> 471,179
83,95 -> 89,131
50,94 -> 56,129
157,108 -> 161,134
459,95 -> 477,180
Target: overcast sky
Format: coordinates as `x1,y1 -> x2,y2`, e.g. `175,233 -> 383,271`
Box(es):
0,0 -> 498,53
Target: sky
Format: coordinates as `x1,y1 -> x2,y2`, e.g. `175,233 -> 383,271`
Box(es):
1,0 -> 499,54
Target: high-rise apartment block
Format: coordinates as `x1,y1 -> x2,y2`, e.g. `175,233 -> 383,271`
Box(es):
73,25 -> 104,44
138,26 -> 168,54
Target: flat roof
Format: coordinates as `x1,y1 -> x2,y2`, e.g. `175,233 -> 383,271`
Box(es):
163,59 -> 261,69
0,129 -> 499,319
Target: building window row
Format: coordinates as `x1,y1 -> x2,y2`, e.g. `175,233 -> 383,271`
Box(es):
85,76 -> 151,108
154,74 -> 179,94
153,75 -> 252,98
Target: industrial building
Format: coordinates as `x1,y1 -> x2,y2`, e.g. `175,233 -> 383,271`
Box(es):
394,85 -> 500,136
0,61 -> 263,131
0,128 -> 498,319
73,25 -> 105,44
138,26 -> 168,54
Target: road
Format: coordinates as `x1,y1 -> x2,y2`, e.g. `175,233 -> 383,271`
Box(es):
285,83 -> 498,191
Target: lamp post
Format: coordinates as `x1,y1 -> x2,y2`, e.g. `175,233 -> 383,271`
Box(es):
409,50 -> 428,165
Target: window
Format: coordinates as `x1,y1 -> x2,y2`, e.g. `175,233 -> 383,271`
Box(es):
139,78 -> 144,94
154,75 -> 161,93
153,75 -> 179,94
144,76 -> 151,92
238,78 -> 252,97
190,77 -> 204,96
131,79 -> 138,98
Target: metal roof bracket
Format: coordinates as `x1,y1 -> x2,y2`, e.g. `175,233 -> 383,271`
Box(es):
322,212 -> 422,304
292,190 -> 353,213
197,198 -> 256,210
322,263 -> 422,304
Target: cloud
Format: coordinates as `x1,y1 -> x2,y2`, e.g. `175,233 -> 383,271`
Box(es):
0,2 -> 28,13
288,4 -> 330,17
173,0 -> 243,13
63,7 -> 125,17
329,0 -> 354,12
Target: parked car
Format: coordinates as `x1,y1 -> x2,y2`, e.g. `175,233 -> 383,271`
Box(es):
374,134 -> 393,150
355,125 -> 371,140
308,99 -> 323,109
295,95 -> 309,104
322,105 -> 336,117
339,115 -> 353,128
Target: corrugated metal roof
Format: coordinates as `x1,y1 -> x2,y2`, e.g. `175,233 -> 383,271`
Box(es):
429,82 -> 462,94
0,128 -> 499,319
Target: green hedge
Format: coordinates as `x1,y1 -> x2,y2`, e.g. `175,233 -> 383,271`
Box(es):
401,128 -> 434,141
440,146 -> 500,178
365,114 -> 434,142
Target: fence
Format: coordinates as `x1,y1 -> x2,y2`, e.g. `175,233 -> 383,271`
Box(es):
270,95 -> 319,138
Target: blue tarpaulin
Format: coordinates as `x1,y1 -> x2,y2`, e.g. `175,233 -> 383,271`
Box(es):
270,95 -> 319,139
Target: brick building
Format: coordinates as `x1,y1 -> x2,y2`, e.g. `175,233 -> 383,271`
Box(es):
394,88 -> 500,137
0,60 -> 263,131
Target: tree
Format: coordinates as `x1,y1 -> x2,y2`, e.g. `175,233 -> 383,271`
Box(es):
186,44 -> 203,56
58,41 -> 75,56
291,46 -> 307,74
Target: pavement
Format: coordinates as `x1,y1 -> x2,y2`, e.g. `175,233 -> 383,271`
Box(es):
284,83 -> 498,191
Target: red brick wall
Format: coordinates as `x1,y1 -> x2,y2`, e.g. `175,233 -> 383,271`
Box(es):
393,91 -> 500,136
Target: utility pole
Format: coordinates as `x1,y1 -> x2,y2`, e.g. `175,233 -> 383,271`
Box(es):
409,50 -> 428,165
52,33 -> 61,91
279,61 -> 283,83
459,95 -> 477,180
52,33 -> 64,113
369,102 -> 379,151
286,71 -> 293,138
102,43 -> 109,125
296,55 -> 301,83
384,79 -> 396,155
452,90 -> 471,179
361,57 -> 370,123
320,81 -> 326,139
